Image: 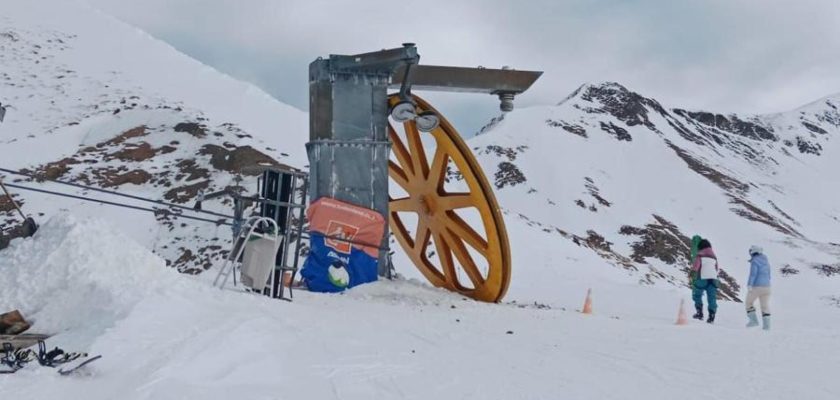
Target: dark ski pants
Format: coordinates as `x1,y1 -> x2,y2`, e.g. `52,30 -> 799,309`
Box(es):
692,279 -> 718,313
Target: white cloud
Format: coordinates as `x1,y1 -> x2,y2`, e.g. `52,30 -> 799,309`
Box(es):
86,0 -> 840,133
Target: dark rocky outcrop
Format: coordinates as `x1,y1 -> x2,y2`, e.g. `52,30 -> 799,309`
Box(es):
795,136 -> 822,155
574,82 -> 666,131
174,122 -> 207,138
599,121 -> 632,141
198,144 -> 280,175
477,145 -> 528,162
619,215 -> 741,301
672,109 -> 776,142
546,119 -> 588,138
494,161 -> 526,189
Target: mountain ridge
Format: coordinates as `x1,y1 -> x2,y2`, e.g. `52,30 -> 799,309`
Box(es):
463,79 -> 840,299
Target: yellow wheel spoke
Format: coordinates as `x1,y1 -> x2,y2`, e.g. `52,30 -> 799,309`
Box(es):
443,229 -> 486,288
389,161 -> 411,191
389,197 -> 415,212
427,147 -> 448,188
389,126 -> 414,176
438,193 -> 474,210
432,230 -> 457,285
406,122 -> 429,179
390,211 -> 413,248
415,217 -> 431,257
445,213 -> 488,257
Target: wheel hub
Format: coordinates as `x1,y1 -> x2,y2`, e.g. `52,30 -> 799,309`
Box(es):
418,194 -> 439,216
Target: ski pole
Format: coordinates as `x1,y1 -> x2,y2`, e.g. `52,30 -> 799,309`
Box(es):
0,176 -> 27,221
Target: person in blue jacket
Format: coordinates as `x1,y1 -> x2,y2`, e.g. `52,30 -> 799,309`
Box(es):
745,245 -> 772,330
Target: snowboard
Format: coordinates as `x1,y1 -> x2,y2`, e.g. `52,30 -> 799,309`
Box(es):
0,354 -> 101,375
58,354 -> 102,375
1,340 -> 101,375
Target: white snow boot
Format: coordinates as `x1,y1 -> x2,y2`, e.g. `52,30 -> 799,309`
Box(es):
762,314 -> 771,331
746,310 -> 759,328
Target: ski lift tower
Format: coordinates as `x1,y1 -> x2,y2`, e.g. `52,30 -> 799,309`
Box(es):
307,44 -> 541,302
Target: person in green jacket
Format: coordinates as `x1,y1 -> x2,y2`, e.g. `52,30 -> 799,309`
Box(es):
691,238 -> 720,323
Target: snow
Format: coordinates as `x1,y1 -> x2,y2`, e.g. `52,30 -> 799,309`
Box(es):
0,215 -> 172,347
2,0 -> 840,398
0,0 -> 309,271
0,0 -> 308,169
2,216 -> 840,399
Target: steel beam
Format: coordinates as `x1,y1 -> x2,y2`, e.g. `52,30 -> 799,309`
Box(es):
391,65 -> 542,94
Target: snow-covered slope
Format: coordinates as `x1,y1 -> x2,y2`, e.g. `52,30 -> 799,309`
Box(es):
4,215 -> 840,399
1,0 -> 308,270
0,1 -> 307,156
459,82 -> 840,304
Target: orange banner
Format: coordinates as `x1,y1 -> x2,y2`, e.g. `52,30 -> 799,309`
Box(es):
306,197 -> 385,258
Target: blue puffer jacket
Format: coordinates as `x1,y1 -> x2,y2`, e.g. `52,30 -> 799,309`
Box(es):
748,253 -> 771,287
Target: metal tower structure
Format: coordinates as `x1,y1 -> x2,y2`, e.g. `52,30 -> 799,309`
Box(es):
307,44 -> 541,301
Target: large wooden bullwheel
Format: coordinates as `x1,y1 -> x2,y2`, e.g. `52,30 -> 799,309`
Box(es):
388,94 -> 511,302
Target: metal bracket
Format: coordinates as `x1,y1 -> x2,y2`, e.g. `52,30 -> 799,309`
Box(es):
327,43 -> 419,75
391,64 -> 542,111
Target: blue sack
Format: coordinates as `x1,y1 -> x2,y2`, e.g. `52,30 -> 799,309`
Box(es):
301,233 -> 378,293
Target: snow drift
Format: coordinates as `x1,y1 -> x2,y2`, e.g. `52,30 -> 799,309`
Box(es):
0,214 -> 172,344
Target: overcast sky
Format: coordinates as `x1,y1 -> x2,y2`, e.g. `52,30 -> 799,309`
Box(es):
87,0 -> 840,135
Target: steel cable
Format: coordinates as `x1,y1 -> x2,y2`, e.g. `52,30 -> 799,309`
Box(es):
0,167 -> 234,219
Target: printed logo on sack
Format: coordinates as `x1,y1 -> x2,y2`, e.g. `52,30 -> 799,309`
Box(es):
327,260 -> 350,289
325,220 -> 359,254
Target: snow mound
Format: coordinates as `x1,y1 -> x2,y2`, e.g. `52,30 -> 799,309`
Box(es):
0,214 -> 172,337
341,278 -> 480,307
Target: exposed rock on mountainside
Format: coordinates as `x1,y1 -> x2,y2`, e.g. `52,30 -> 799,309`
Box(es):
472,81 -> 840,296
0,8 -> 306,272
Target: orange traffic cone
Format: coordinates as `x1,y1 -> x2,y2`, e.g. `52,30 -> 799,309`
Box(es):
675,299 -> 689,326
582,288 -> 593,314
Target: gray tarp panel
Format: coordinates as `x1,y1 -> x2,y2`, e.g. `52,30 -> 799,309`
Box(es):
240,236 -> 282,292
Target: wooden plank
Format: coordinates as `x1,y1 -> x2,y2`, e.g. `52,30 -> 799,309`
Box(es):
0,309 -> 31,335
0,333 -> 51,349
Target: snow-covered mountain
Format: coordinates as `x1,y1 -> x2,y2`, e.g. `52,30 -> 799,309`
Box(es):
3,1 -> 840,399
0,0 -> 308,271
462,82 -> 840,301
